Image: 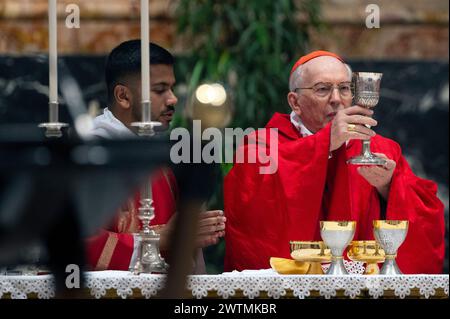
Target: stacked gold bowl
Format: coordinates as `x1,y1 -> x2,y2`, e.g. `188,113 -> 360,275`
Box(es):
347,240 -> 385,274
289,241 -> 331,275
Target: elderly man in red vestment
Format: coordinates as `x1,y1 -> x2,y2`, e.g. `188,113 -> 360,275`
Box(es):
224,51 -> 445,274
86,40 -> 226,273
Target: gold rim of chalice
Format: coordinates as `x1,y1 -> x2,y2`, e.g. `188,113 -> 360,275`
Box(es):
320,221 -> 356,231
373,220 -> 409,230
347,240 -> 385,263
289,241 -> 331,263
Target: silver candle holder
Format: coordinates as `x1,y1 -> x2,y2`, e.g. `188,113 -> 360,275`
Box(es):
130,196 -> 168,274
129,100 -> 167,274
131,102 -> 162,137
38,101 -> 68,138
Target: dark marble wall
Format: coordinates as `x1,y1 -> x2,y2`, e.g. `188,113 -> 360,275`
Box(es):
0,56 -> 448,273
353,61 -> 449,273
0,56 -> 107,125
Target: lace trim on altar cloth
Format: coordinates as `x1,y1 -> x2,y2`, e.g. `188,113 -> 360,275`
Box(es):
1,261 -> 448,299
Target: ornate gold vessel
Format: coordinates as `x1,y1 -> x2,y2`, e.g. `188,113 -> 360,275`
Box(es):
373,220 -> 409,275
347,240 -> 385,275
290,241 -> 331,275
320,221 -> 356,275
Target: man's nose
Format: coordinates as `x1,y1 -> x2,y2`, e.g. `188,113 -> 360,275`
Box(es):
329,87 -> 343,107
167,90 -> 178,105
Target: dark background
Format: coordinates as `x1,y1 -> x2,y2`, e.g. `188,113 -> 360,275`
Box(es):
0,55 -> 448,273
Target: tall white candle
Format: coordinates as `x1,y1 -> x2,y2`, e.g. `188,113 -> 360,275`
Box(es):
141,0 -> 151,122
49,0 -> 58,103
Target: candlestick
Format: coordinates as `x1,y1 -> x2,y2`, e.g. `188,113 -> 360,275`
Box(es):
141,0 -> 150,110
39,0 -> 68,138
131,0 -> 161,136
49,0 -> 58,103
130,0 -> 167,274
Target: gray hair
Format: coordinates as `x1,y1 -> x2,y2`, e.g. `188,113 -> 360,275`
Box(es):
289,63 -> 353,92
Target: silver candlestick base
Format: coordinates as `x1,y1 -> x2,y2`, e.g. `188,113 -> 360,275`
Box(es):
38,102 -> 68,138
38,122 -> 69,138
130,101 -> 167,274
131,121 -> 162,137
130,198 -> 168,274
131,101 -> 162,136
131,231 -> 168,274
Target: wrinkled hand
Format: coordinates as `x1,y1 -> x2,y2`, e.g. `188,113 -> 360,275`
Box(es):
357,153 -> 396,200
155,210 -> 226,251
330,105 -> 378,152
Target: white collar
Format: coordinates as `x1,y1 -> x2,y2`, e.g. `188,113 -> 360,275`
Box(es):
290,111 -> 314,137
91,107 -> 136,139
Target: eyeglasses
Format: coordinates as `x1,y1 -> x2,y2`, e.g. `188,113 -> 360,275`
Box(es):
295,82 -> 354,98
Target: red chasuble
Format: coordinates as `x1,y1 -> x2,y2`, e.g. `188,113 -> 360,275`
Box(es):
224,113 -> 445,274
86,168 -> 178,270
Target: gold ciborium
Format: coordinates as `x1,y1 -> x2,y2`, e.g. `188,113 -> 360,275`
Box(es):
347,240 -> 385,275
290,241 -> 331,275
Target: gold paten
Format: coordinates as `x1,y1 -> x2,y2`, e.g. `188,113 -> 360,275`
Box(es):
347,240 -> 385,275
289,241 -> 331,275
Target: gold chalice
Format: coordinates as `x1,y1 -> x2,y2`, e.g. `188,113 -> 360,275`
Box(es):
347,240 -> 385,275
373,220 -> 409,275
290,241 -> 331,275
320,221 -> 356,275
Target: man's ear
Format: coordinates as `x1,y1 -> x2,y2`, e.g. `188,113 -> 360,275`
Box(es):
113,84 -> 132,110
287,91 -> 301,116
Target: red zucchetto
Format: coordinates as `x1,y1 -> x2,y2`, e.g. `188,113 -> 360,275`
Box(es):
290,50 -> 344,75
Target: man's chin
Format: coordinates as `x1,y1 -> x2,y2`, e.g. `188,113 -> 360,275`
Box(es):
155,121 -> 170,132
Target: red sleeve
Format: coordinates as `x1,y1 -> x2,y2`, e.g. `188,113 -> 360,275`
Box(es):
385,142 -> 445,274
224,124 -> 332,271
85,229 -> 134,271
85,169 -> 177,271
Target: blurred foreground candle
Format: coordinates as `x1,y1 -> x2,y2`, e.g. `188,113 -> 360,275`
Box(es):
49,0 -> 58,105
132,0 -> 160,136
39,0 -> 68,138
141,0 -> 151,122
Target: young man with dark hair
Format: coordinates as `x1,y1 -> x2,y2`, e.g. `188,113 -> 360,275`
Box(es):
87,40 -> 226,273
